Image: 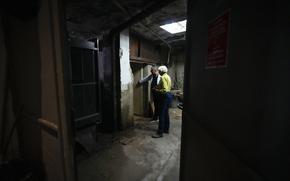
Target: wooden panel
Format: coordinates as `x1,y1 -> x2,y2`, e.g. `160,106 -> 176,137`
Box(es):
130,55 -> 159,64
140,39 -> 161,62
129,34 -> 162,64
35,0 -> 76,180
49,0 -> 76,180
129,36 -> 139,57
38,0 -> 66,180
131,63 -> 144,115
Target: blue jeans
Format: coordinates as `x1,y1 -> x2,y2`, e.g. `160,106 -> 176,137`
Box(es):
158,93 -> 173,134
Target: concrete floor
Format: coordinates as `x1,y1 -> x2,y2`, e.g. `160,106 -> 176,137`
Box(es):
78,108 -> 182,181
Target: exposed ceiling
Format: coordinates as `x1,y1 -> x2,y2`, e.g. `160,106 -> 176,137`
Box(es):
66,0 -> 158,39
66,0 -> 186,46
130,0 -> 186,46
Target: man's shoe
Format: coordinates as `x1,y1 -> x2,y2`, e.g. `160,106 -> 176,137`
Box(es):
150,120 -> 158,124
164,131 -> 169,134
152,133 -> 163,138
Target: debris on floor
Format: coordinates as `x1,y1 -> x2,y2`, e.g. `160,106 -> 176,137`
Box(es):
170,108 -> 182,119
119,137 -> 135,145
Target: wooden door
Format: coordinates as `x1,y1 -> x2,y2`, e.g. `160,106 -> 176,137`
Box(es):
70,40 -> 101,131
131,63 -> 144,116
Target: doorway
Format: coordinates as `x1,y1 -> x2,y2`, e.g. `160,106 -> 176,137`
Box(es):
64,0 -> 186,180
131,63 -> 150,116
68,40 -> 102,161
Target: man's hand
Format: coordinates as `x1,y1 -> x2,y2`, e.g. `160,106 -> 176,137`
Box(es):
152,87 -> 159,92
136,81 -> 141,87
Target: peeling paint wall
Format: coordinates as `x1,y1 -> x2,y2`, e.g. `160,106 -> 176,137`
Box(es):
120,29 -> 134,128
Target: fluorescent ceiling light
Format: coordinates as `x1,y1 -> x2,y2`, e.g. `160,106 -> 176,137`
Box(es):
160,20 -> 187,34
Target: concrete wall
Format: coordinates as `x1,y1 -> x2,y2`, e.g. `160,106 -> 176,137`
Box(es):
181,1 -> 290,181
168,50 -> 185,90
120,29 -> 134,128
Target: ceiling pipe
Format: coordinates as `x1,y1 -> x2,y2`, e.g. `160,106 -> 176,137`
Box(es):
112,0 -> 173,65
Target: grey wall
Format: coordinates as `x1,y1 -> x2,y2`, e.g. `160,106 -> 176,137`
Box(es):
0,17 -> 15,158
0,17 -> 6,154
181,1 -> 290,181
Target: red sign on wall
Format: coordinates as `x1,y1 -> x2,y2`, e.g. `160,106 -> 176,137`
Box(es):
206,10 -> 230,68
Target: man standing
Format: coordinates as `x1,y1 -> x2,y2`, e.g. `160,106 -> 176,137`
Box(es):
152,65 -> 173,138
138,66 -> 161,122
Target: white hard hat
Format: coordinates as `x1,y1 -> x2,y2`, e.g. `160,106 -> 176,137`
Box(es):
158,65 -> 168,73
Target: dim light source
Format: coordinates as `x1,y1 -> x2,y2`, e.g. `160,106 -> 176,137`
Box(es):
160,20 -> 187,34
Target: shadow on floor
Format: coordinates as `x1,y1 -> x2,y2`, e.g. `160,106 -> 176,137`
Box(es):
78,108 -> 182,181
